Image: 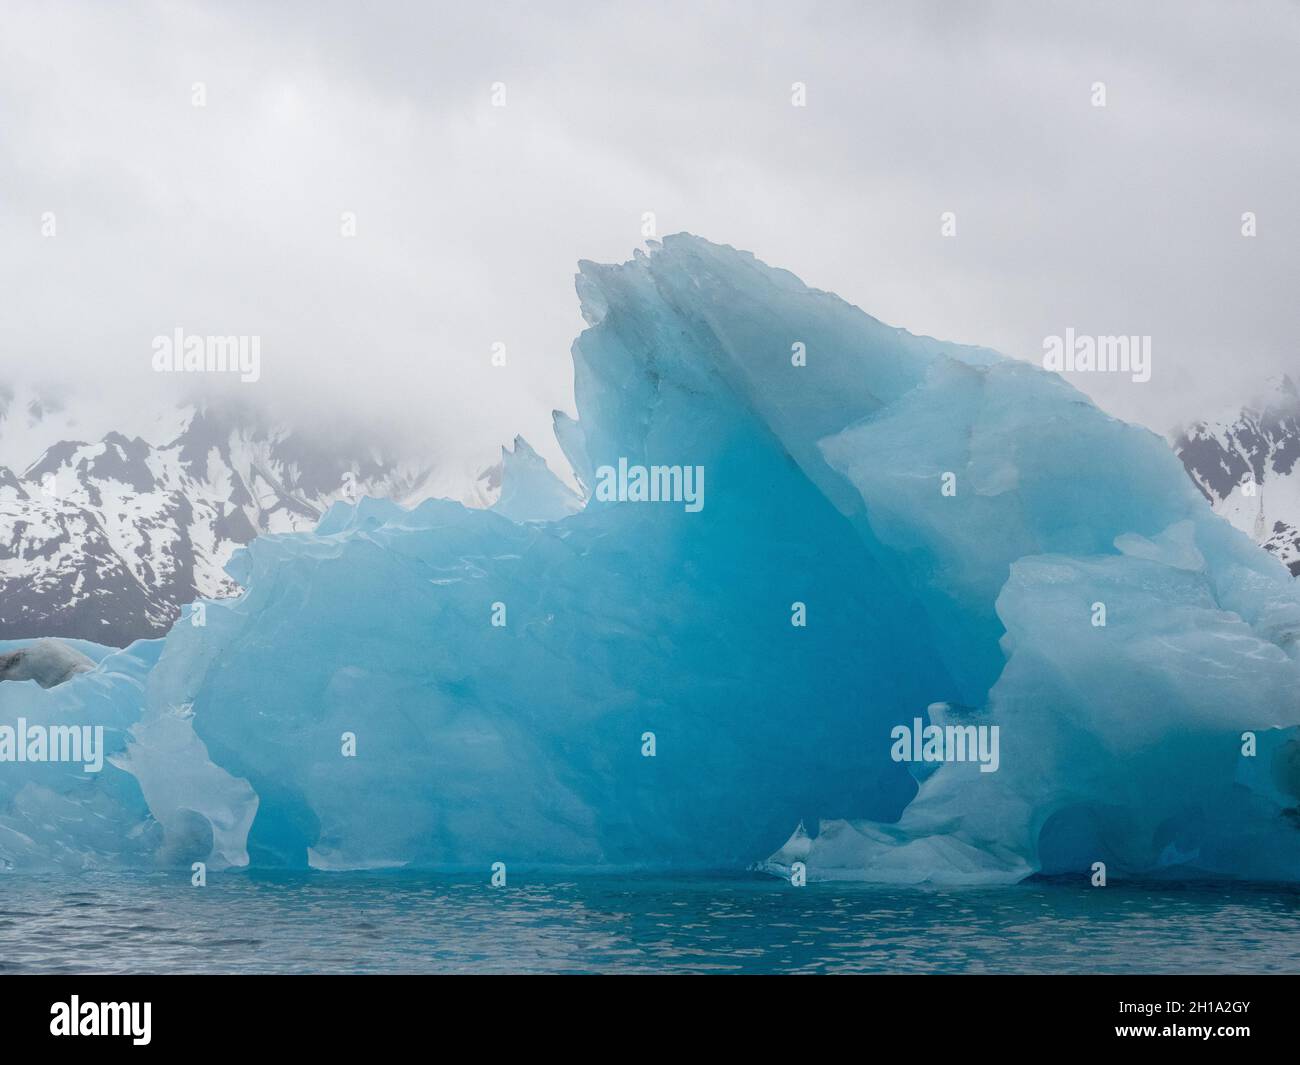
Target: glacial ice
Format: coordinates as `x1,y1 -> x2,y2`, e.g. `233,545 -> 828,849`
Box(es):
0,639 -> 162,870
486,435 -> 583,524
4,234 -> 1300,883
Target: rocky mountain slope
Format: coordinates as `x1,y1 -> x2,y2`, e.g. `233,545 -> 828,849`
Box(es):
0,394 -> 492,644
1170,375 -> 1300,575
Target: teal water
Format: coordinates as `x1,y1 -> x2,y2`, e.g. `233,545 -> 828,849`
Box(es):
1,873 -> 1297,974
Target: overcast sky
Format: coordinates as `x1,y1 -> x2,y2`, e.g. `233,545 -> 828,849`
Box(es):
1,0 -> 1296,475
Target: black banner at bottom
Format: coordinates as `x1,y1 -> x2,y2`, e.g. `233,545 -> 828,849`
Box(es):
0,974 -> 1292,1051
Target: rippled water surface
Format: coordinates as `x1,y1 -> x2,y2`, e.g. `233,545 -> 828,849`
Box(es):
1,873 -> 1298,974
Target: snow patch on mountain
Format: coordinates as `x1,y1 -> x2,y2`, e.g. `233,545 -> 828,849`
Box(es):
1172,375 -> 1300,575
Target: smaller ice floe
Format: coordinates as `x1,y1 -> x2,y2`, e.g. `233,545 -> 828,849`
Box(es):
0,638 -> 96,689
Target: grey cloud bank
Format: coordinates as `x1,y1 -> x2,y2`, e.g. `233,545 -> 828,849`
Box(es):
0,0 -> 1295,475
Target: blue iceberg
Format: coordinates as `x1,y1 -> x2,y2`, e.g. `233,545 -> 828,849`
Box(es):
4,234 -> 1300,884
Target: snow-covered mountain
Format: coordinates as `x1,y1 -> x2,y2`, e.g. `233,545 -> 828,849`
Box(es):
0,394 -> 496,644
1171,375 -> 1300,575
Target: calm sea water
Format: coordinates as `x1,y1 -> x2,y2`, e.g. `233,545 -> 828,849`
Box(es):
1,872 -> 1298,974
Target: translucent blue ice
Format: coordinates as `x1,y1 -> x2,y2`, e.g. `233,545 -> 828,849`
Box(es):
5,235 -> 1300,883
